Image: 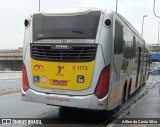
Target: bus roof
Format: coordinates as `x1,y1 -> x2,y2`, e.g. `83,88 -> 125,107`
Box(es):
41,7 -> 99,16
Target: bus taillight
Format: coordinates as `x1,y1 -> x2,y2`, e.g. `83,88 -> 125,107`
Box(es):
22,64 -> 29,92
95,65 -> 110,99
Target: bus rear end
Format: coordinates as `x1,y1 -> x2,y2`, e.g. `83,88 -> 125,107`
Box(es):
22,8 -> 112,110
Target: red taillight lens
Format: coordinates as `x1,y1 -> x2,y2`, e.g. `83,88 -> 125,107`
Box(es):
95,65 -> 110,99
22,64 -> 29,92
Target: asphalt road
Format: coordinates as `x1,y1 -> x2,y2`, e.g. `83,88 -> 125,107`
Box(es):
0,75 -> 159,127
0,79 -> 114,126
0,93 -> 112,127
0,93 -> 59,118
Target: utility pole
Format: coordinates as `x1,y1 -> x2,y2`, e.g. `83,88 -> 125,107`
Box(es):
157,22 -> 160,53
116,0 -> 118,13
39,0 -> 40,12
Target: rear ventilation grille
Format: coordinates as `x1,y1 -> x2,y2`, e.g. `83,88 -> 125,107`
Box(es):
31,44 -> 97,62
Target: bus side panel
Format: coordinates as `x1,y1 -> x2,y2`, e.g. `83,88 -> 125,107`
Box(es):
23,44 -> 33,88
107,79 -> 125,110
23,16 -> 32,60
97,11 -> 114,66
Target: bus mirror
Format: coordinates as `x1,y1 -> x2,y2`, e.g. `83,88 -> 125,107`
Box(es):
24,19 -> 29,28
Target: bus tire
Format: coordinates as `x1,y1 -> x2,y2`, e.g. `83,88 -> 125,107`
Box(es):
121,82 -> 127,104
127,80 -> 132,98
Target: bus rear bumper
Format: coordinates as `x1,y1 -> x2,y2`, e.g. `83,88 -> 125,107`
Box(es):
21,89 -> 109,110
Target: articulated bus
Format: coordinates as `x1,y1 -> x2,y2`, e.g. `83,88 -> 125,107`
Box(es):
22,8 -> 150,110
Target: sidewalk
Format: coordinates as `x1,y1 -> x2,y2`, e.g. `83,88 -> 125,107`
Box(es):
0,72 -> 22,80
112,82 -> 160,127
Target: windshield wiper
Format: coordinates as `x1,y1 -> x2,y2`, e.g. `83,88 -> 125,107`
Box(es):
72,31 -> 84,34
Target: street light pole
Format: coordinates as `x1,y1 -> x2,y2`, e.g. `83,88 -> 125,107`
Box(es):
157,22 -> 160,53
39,0 -> 40,12
116,0 -> 118,13
141,15 -> 148,37
158,23 -> 160,92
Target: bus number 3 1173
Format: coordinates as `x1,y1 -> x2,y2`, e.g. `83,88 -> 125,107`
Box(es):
72,66 -> 88,70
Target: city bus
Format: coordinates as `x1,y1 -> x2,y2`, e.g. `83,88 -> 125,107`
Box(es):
22,8 -> 150,110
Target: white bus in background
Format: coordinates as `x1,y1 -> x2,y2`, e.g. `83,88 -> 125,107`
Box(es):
22,8 -> 150,110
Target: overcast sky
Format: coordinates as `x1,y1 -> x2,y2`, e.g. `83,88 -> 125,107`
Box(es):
0,0 -> 160,49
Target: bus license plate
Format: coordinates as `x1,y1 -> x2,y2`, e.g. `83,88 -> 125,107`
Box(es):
53,80 -> 67,86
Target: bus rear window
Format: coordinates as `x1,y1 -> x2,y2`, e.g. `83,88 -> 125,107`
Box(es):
32,11 -> 101,41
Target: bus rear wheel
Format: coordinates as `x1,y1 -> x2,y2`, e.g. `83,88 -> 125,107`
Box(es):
127,80 -> 132,99
121,84 -> 127,104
